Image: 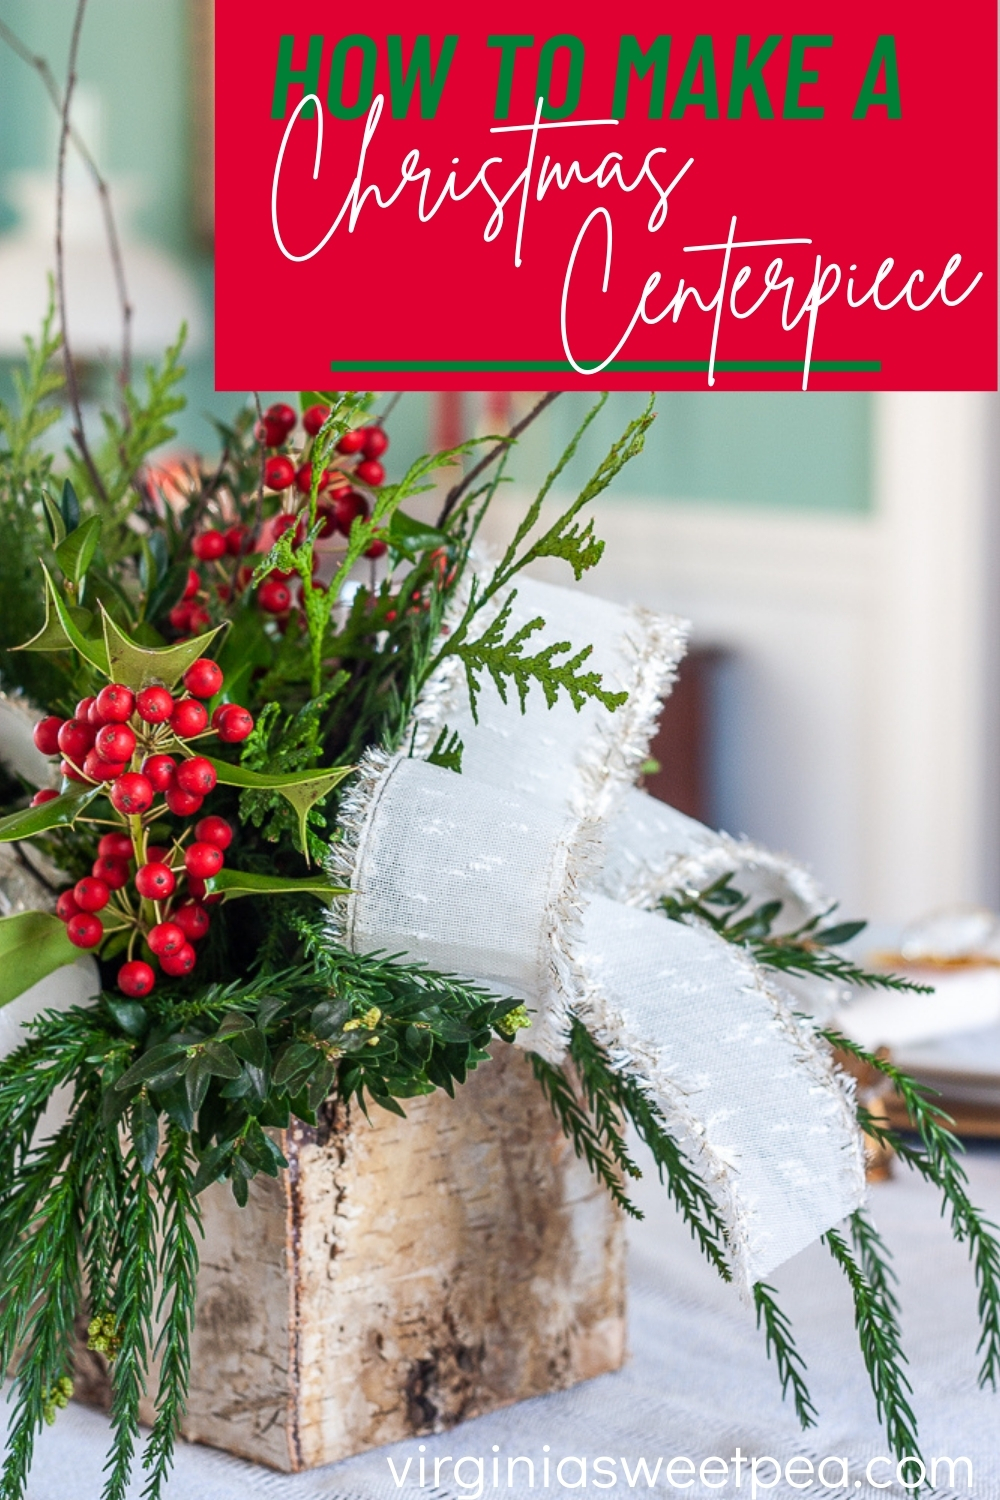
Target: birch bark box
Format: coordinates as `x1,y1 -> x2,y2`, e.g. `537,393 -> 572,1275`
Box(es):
77,1043 -> 625,1472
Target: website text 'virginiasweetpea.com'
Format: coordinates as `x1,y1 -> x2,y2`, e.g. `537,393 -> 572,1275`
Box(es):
386,1447 -> 975,1496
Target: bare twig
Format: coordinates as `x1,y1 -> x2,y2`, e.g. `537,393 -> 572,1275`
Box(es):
54,0 -> 110,503
375,391 -> 403,425
0,15 -> 133,411
435,389 -> 562,528
252,393 -> 266,536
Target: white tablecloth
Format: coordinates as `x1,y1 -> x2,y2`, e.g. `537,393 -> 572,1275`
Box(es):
12,1145 -> 1000,1500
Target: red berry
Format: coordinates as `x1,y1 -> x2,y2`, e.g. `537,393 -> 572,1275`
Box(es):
159,942 -> 197,978
303,403 -> 330,436
95,722 -> 136,763
147,921 -> 186,958
185,842 -> 224,880
183,567 -> 201,601
136,686 -> 174,724
170,698 -> 209,738
258,578 -> 291,613
110,773 -> 155,816
60,759 -> 87,783
264,456 -> 296,491
73,876 -> 110,913
265,402 -> 296,437
272,513 -> 297,539
336,428 -> 366,454
95,684 -> 135,723
224,525 -> 248,556
213,705 -> 254,743
98,832 -> 133,860
192,529 -> 227,561
361,425 -> 389,459
76,696 -> 97,721
118,960 -> 155,997
182,658 -> 223,699
365,535 -> 388,560
93,855 -> 130,890
145,845 -> 171,864
333,490 -> 369,536
83,749 -> 125,783
194,815 -> 233,850
173,902 -> 210,940
168,602 -> 193,633
68,913 -> 103,950
31,788 -> 60,806
56,891 -> 81,922
33,717 -> 64,756
176,756 -> 217,796
57,718 -> 96,761
355,458 -> 385,487
165,785 -> 203,817
187,605 -> 211,633
135,862 -> 176,900
141,754 -> 177,792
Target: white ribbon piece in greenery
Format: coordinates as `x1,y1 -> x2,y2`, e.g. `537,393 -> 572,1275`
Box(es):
327,578 -> 866,1289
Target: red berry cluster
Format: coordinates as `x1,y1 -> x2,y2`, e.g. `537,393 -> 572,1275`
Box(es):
33,659 -> 255,997
260,404 -> 390,567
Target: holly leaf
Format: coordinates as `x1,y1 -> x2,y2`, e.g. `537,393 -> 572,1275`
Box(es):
202,758 -> 353,862
0,911 -> 80,1006
13,564 -> 110,672
203,867 -> 348,902
102,607 -> 228,691
55,514 -> 102,586
0,784 -> 102,844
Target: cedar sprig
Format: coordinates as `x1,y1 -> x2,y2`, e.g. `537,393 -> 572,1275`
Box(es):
822,1226 -> 923,1474
660,873 -> 931,995
537,1021 -> 822,1428
826,1026 -> 1000,1392
529,1050 -> 641,1218
753,1283 -> 818,1430
141,1126 -> 202,1499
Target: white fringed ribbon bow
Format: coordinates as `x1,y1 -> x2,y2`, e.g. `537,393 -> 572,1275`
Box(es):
327,578 -> 865,1292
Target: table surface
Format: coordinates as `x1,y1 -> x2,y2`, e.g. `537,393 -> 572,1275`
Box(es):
11,1144 -> 1000,1500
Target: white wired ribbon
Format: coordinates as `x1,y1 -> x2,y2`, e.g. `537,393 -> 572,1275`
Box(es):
327,578 -> 865,1290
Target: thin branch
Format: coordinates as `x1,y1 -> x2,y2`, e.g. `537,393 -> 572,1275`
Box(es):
252,393 -> 266,536
54,0 -> 110,504
0,15 -> 133,412
375,391 -> 403,425
435,389 -> 562,528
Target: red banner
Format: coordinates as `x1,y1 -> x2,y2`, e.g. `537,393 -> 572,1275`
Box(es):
215,1 -> 997,391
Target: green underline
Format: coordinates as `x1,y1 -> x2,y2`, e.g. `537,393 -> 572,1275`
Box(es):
330,358 -> 881,374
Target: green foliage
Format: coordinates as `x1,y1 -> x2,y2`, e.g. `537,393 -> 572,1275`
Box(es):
67,329 -> 188,565
827,1027 -> 1000,1393
822,1226 -> 922,1472
753,1283 -> 818,1429
0,301 -> 66,705
659,873 -> 932,995
236,686 -> 349,858
425,725 -> 464,774
0,937 -> 528,1499
452,595 -> 628,721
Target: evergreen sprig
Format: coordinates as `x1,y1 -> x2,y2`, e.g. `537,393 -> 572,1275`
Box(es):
752,1283 -> 818,1430
826,1027 -> 1000,1392
456,596 -> 628,720
659,873 -> 931,995
822,1226 -> 922,1472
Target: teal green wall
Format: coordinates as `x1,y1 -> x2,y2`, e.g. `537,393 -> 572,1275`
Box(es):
0,1 -> 872,511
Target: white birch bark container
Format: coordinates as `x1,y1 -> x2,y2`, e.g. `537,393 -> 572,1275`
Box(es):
77,1044 -> 626,1471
